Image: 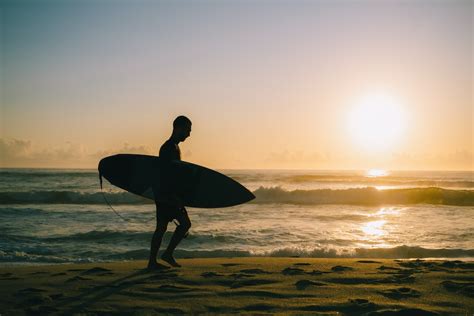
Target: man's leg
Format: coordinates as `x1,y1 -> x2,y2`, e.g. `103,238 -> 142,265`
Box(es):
161,208 -> 191,267
148,219 -> 168,269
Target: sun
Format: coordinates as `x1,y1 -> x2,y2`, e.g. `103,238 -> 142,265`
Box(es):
347,93 -> 405,152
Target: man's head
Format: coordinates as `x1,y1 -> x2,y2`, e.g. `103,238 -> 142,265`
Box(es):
172,115 -> 192,142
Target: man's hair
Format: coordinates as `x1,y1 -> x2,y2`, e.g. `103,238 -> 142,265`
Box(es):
173,115 -> 192,129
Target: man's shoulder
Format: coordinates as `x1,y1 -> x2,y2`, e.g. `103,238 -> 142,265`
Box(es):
160,139 -> 174,149
159,139 -> 179,158
160,139 -> 178,151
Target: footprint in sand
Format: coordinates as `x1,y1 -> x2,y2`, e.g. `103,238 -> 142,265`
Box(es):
143,272 -> 178,282
293,262 -> 311,266
440,261 -> 474,270
1,276 -> 21,280
206,304 -> 275,313
325,277 -> 374,285
397,260 -> 437,270
295,299 -> 379,313
16,288 -> 47,295
282,267 -> 306,275
348,298 -> 376,308
221,263 -> 241,267
367,308 -> 439,315
307,269 -> 324,275
441,280 -> 474,297
119,307 -> 184,314
49,293 -> 64,300
17,291 -> 53,306
66,275 -> 92,282
242,303 -> 277,312
325,272 -> 416,285
239,268 -> 272,274
28,271 -> 49,275
26,306 -> 59,314
357,260 -> 382,264
201,272 -> 224,278
155,307 -> 185,313
295,279 -> 327,290
331,265 -> 355,272
282,267 -> 323,276
141,284 -> 194,293
379,287 -> 421,299
381,274 -> 416,284
218,290 -> 288,298
220,278 -> 278,289
229,272 -> 253,279
377,265 -> 402,271
81,267 -> 114,275
398,259 -> 474,272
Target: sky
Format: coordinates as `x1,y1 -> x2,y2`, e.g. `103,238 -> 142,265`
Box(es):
1,0 -> 472,170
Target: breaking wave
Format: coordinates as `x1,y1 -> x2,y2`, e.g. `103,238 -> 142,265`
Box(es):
1,186 -> 474,206
257,245 -> 474,259
0,190 -> 151,205
253,186 -> 474,206
0,170 -> 95,178
1,246 -> 473,264
280,174 -> 474,188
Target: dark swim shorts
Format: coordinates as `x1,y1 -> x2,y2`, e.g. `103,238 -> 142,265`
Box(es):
155,202 -> 186,223
152,184 -> 186,223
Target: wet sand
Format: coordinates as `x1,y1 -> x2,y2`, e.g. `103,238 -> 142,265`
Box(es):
0,258 -> 473,315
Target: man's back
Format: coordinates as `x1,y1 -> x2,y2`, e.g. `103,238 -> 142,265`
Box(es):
159,139 -> 181,161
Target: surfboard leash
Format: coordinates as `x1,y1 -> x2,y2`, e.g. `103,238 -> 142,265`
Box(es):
98,173 -> 185,228
99,172 -> 130,222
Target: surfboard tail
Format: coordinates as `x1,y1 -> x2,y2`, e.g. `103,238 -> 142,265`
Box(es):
98,158 -> 105,189
99,172 -> 103,189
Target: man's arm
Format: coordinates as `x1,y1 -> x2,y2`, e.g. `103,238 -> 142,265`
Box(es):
155,193 -> 184,209
157,140 -> 183,207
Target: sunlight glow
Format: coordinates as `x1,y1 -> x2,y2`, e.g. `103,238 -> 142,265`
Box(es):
361,220 -> 387,237
347,93 -> 405,152
366,169 -> 389,177
370,207 -> 402,217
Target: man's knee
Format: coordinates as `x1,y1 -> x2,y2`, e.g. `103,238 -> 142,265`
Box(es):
156,220 -> 168,232
178,219 -> 191,232
184,220 -> 191,231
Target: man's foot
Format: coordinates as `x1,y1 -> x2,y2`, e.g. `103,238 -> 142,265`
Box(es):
161,252 -> 181,267
147,261 -> 170,271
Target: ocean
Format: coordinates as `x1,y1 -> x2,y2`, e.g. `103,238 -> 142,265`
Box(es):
1,168 -> 473,264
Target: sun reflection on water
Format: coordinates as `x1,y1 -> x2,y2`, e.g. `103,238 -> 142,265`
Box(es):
372,207 -> 401,216
366,169 -> 389,177
361,220 -> 387,237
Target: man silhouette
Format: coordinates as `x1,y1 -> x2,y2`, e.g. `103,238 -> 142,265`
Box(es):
148,115 -> 192,269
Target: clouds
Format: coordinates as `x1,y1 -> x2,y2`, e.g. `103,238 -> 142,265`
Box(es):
0,138 -> 86,167
390,150 -> 473,170
89,142 -> 155,160
262,148 -> 473,170
0,138 -> 155,168
0,137 -> 472,170
0,139 -> 32,162
265,150 -> 331,169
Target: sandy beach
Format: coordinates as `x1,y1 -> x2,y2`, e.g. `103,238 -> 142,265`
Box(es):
1,258 -> 473,315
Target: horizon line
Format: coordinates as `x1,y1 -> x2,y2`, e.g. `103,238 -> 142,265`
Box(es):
0,167 -> 473,173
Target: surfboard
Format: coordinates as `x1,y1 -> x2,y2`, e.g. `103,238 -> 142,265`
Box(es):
98,154 -> 255,208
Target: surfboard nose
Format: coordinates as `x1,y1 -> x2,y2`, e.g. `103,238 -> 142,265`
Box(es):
245,190 -> 256,202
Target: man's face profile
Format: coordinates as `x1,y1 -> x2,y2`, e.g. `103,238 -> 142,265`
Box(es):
177,124 -> 191,142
